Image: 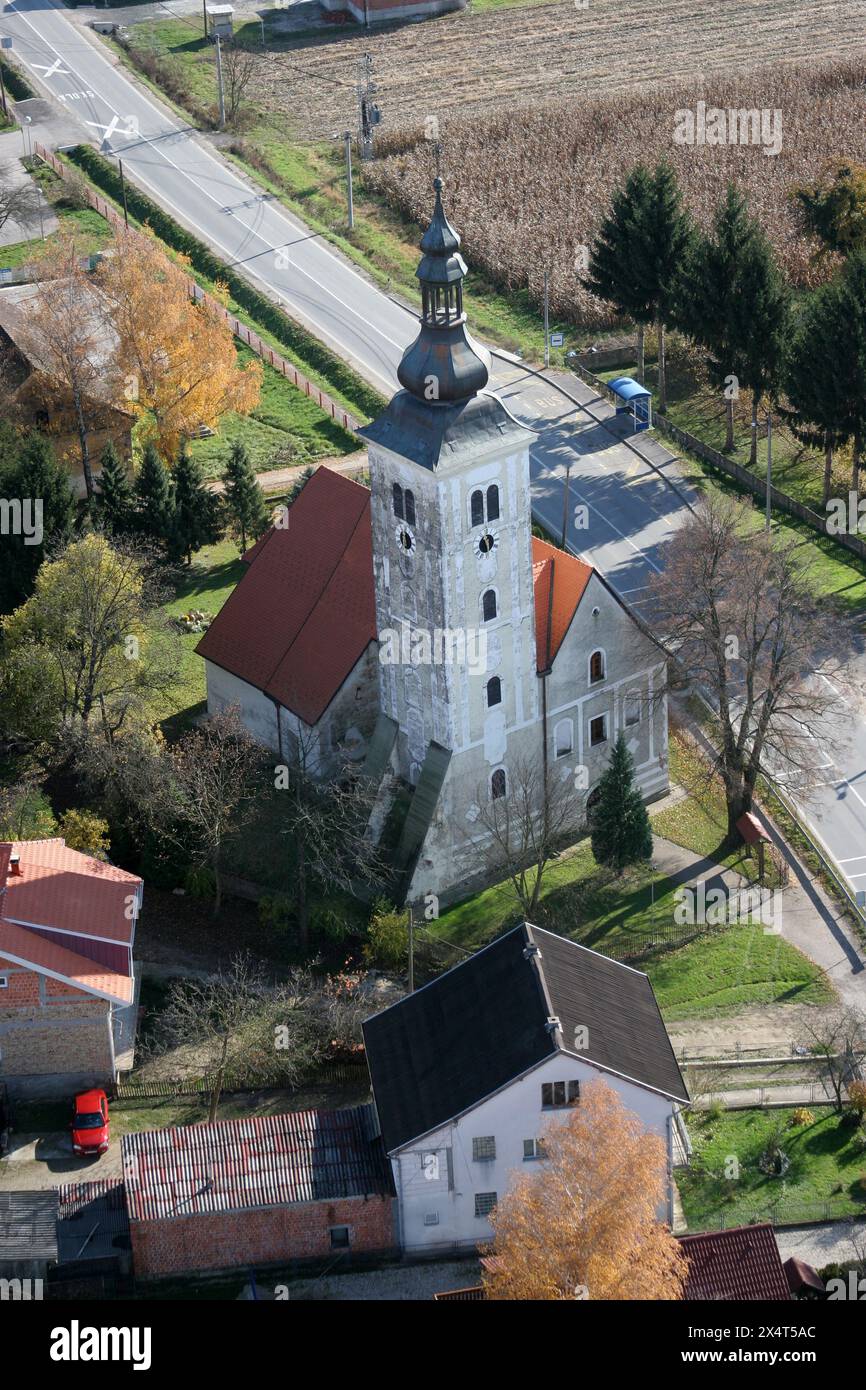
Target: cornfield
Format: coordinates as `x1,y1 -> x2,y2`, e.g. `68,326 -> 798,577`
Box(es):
251,0 -> 866,327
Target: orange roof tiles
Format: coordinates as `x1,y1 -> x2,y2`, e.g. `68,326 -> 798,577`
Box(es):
0,920 -> 134,1005
1,839 -> 140,945
196,467 -> 376,726
197,473 -> 597,722
531,536 -> 593,671
679,1224 -> 791,1301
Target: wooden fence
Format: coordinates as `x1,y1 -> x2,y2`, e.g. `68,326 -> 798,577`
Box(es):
112,1059 -> 368,1101
33,142 -> 361,436
568,357 -> 866,563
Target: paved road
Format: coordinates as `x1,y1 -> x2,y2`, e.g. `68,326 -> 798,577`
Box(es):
2,0 -> 866,921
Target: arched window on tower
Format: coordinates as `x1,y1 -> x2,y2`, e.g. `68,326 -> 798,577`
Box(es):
491,768 -> 507,800
471,489 -> 484,527
486,484 -> 500,522
392,483 -> 404,520
486,676 -> 502,708
589,649 -> 606,683
482,589 -> 497,622
404,489 -> 416,526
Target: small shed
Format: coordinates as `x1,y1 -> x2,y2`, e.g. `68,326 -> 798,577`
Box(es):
736,810 -> 771,880
608,375 -> 652,432
0,1190 -> 58,1284
206,4 -> 234,37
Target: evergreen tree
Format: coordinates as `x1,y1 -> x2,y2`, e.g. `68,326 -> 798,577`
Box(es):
629,162 -> 695,412
222,440 -> 269,553
172,441 -> 222,564
585,164 -> 656,382
285,463 -> 316,508
829,250 -> 866,495
589,734 -> 653,875
134,441 -> 176,547
0,432 -> 76,614
96,440 -> 135,535
781,281 -> 850,506
679,185 -> 789,459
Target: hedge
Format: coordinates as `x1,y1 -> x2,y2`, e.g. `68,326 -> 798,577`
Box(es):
0,55 -> 37,103
66,145 -> 387,423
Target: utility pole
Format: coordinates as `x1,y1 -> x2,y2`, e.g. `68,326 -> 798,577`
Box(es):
356,53 -> 380,161
561,461 -> 571,550
407,904 -> 415,994
215,31 -> 225,131
118,159 -> 129,229
543,270 -> 550,369
344,130 -> 354,230
0,62 -> 8,123
202,0 -> 208,40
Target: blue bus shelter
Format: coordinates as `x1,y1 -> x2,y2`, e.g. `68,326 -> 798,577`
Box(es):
608,376 -> 652,432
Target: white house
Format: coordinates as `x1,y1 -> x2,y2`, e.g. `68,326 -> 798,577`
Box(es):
362,922 -> 690,1255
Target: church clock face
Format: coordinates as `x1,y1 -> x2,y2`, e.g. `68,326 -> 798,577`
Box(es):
395,522 -> 416,576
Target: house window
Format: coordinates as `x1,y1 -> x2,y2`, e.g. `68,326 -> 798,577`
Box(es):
491,768 -> 507,800
590,714 -> 607,747
470,489 -> 485,527
486,483 -> 500,522
589,649 -> 605,683
554,718 -> 573,758
392,482 -> 404,520
482,589 -> 497,622
541,1080 -> 581,1109
486,676 -> 502,708
423,1212 -> 440,1227
523,1138 -> 546,1160
0,976 -> 7,989
624,691 -> 641,726
329,1226 -> 351,1249
475,1192 -> 497,1219
472,1136 -> 496,1162
404,489 -> 416,526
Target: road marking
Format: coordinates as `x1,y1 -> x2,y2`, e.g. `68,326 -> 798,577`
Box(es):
32,58 -> 68,77
4,0 -> 405,395
839,854 -> 866,864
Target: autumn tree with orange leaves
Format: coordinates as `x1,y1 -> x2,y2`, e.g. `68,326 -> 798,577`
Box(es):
97,229 -> 261,458
482,1080 -> 687,1301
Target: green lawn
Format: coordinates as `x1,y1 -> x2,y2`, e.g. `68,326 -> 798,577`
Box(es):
0,206 -> 112,269
159,538 -> 246,728
190,347 -> 358,478
680,1106 -> 866,1228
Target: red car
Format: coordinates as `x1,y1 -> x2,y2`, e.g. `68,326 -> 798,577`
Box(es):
71,1088 -> 110,1157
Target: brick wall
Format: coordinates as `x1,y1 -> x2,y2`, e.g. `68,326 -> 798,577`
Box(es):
130,1195 -> 395,1278
0,963 -> 113,1084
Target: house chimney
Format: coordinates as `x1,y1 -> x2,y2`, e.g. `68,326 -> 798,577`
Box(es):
8,853 -> 20,877
545,1016 -> 562,1035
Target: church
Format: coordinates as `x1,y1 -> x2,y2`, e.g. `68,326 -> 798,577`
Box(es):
196,180 -> 669,906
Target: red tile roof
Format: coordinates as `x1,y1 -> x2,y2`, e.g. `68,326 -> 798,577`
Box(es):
679,1224 -> 792,1301
531,537 -> 593,671
196,467 -> 376,726
123,1104 -> 393,1221
198,471 -> 597,720
0,839 -> 140,945
0,920 -> 134,1004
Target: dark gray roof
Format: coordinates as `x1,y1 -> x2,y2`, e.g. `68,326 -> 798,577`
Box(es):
363,923 -> 689,1153
0,1190 -> 58,1262
358,389 -> 533,472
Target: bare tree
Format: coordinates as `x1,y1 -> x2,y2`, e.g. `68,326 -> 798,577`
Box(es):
470,750 -> 580,919
802,1006 -> 866,1114
144,953 -> 321,1121
275,726 -> 387,951
0,164 -> 41,236
222,43 -> 258,128
649,492 -> 855,837
165,706 -> 268,915
23,236 -> 116,500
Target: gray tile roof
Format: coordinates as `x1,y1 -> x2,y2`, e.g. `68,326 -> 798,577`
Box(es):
364,923 -> 689,1153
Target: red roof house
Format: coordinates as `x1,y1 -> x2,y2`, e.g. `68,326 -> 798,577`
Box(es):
679,1224 -> 792,1301
0,839 -> 141,1097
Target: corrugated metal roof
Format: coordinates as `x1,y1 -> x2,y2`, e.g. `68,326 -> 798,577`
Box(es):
123,1104 -> 393,1223
0,1190 -> 58,1261
56,1181 -> 129,1263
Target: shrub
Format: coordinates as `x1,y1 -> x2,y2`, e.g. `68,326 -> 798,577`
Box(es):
848,1079 -> 866,1119
705,1099 -> 725,1123
363,899 -> 407,971
309,896 -> 352,941
790,1107 -> 815,1127
258,893 -> 295,936
57,809 -> 111,858
184,864 -> 217,899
